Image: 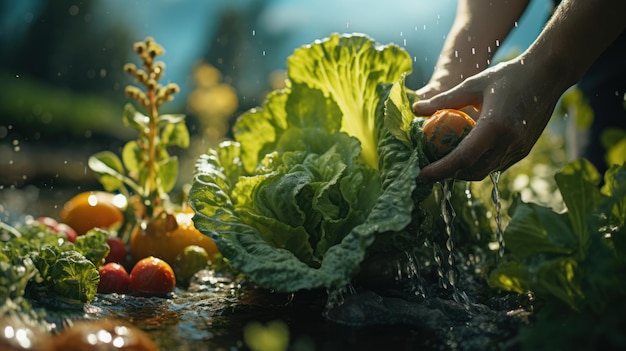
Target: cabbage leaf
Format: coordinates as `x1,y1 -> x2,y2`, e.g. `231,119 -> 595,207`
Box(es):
190,33 -> 432,292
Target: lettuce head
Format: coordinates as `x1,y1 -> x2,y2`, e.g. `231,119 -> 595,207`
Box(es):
190,33 -> 431,292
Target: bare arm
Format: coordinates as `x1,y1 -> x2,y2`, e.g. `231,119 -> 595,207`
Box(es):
413,0 -> 626,182
417,0 -> 529,99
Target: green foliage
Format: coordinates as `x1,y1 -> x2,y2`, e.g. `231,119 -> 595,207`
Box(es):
87,38 -> 188,217
601,127 -> 626,167
190,34 -> 433,292
488,160 -> 626,349
1,221 -> 108,310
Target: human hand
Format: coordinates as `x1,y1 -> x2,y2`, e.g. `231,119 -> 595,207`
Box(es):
413,56 -> 564,183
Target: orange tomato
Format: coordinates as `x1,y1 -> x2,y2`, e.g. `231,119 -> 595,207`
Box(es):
59,191 -> 126,235
129,210 -> 219,265
422,108 -> 476,161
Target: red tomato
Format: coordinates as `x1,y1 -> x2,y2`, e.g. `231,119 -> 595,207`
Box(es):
129,256 -> 176,296
35,216 -> 77,242
105,236 -> 128,264
98,262 -> 130,294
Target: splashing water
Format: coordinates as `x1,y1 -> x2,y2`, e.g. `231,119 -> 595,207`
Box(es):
464,182 -> 481,241
490,171 -> 505,260
438,180 -> 470,307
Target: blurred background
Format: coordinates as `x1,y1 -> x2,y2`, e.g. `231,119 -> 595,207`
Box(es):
0,0 -> 553,218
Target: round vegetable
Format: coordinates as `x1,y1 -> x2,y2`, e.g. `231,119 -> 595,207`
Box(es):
174,245 -> 210,283
105,236 -> 128,264
129,256 -> 176,296
129,209 -> 219,265
35,216 -> 77,242
52,320 -> 158,351
59,191 -> 126,235
98,262 -> 130,294
422,108 -> 476,161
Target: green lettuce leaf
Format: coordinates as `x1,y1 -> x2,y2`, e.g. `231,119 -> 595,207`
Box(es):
190,33 -> 430,292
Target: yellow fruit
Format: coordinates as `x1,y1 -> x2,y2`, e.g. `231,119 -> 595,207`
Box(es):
129,210 -> 219,266
59,191 -> 126,235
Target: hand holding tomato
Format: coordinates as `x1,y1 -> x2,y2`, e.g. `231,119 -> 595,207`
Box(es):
413,57 -> 562,182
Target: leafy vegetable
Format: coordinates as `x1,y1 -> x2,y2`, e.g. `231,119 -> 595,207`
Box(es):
190,33 -> 433,292
488,160 -> 626,348
1,221 -> 108,311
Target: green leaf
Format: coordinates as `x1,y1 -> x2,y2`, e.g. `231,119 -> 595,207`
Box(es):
157,155 -> 179,193
121,140 -> 144,177
50,251 -> 99,303
554,159 -> 603,258
384,74 -> 415,148
122,103 -> 149,131
160,115 -> 190,148
88,151 -> 126,192
72,228 -> 110,267
503,195 -> 578,258
286,33 -> 412,169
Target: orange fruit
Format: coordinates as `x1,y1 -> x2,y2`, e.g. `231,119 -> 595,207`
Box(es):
422,108 -> 476,161
59,191 -> 126,235
129,210 -> 219,266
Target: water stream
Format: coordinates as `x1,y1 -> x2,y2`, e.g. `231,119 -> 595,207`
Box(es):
490,171 -> 505,260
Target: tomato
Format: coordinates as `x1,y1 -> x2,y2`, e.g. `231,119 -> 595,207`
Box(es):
35,216 -> 77,242
52,320 -> 158,351
98,262 -> 130,294
59,191 -> 126,235
422,108 -> 476,161
105,236 -> 128,264
129,256 -> 176,296
129,209 -> 219,266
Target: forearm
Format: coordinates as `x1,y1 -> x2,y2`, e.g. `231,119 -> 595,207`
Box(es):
429,0 -> 529,84
521,0 -> 626,91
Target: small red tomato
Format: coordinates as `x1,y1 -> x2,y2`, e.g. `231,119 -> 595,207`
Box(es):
129,256 -> 176,296
56,222 -> 78,242
105,236 -> 128,264
35,216 -> 77,242
98,262 -> 130,294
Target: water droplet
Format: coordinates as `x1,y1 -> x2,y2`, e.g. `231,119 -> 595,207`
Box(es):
495,39 -> 500,47
521,119 -> 527,125
514,21 -> 518,27
252,29 -> 256,36
471,47 -> 475,55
